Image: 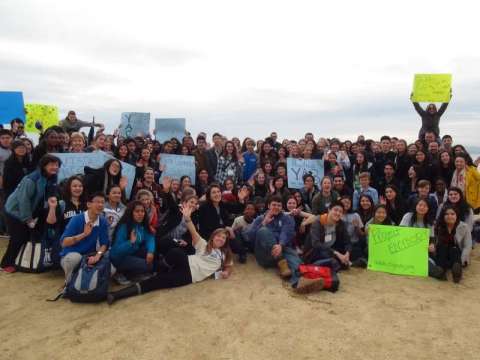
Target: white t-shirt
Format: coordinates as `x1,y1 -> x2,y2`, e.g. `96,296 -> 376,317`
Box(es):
188,238 -> 227,283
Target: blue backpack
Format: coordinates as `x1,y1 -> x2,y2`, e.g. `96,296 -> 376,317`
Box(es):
66,254 -> 111,303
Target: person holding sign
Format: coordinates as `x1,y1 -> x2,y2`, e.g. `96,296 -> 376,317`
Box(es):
399,198 -> 444,279
83,159 -> 128,196
410,91 -> 451,140
432,205 -> 472,283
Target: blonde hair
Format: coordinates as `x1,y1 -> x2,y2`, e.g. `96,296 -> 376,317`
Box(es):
136,189 -> 154,201
70,132 -> 85,144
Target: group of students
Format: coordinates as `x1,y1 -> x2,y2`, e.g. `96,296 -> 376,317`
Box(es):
0,101 -> 479,304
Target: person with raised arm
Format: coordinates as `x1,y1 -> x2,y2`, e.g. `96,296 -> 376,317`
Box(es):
106,202 -> 233,304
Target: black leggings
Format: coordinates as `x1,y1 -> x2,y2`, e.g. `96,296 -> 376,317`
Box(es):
436,242 -> 461,269
1,213 -> 30,267
140,248 -> 193,293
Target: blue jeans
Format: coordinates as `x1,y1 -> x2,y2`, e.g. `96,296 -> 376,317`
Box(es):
112,248 -> 152,276
254,227 -> 302,285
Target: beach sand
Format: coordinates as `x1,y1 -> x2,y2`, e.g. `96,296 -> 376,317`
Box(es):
1,239 -> 479,360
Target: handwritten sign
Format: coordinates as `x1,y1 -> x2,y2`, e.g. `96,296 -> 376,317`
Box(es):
158,154 -> 196,185
412,74 -> 452,103
0,91 -> 25,124
25,103 -> 59,133
119,112 -> 150,138
286,158 -> 324,189
154,118 -> 186,143
368,224 -> 429,277
52,151 -> 136,198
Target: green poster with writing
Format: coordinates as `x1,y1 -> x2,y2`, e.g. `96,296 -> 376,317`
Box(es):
368,225 -> 429,277
412,73 -> 452,103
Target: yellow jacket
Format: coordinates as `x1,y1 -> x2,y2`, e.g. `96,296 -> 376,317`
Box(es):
465,166 -> 480,209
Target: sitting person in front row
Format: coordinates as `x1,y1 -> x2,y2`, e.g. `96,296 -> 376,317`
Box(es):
59,192 -> 110,283
106,203 -> 233,304
303,201 -> 352,272
110,201 -> 156,285
430,205 -> 472,283
249,195 -> 324,293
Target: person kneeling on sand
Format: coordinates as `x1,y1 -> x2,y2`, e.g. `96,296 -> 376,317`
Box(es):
249,195 -> 324,294
107,203 -> 233,304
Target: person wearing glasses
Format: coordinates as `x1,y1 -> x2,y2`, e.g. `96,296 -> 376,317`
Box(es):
10,118 -> 25,139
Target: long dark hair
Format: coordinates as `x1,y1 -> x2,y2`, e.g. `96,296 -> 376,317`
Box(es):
445,187 -> 471,221
385,184 -> 404,210
357,194 -> 374,223
103,158 -> 122,185
435,204 -> 460,239
113,201 -> 151,241
63,175 -> 87,205
206,183 -> 222,205
372,204 -> 392,225
222,141 -> 238,161
410,198 -> 433,227
114,143 -> 129,160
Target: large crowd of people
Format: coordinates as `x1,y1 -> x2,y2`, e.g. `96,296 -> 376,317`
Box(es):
0,99 -> 479,304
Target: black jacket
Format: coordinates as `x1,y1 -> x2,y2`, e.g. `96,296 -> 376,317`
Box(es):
3,156 -> 30,199
198,201 -> 245,239
413,102 -> 449,137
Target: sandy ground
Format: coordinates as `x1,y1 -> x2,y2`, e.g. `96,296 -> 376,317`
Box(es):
1,238 -> 480,360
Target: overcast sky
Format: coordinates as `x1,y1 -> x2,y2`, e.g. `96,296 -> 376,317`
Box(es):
1,0 -> 479,146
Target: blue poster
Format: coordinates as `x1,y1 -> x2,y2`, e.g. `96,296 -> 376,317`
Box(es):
53,151 -> 136,198
154,118 -> 186,143
158,154 -> 196,185
287,158 -> 324,189
119,112 -> 150,138
0,91 -> 25,125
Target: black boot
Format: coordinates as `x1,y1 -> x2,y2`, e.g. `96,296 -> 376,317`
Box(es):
429,265 -> 447,281
107,283 -> 141,305
452,262 -> 463,283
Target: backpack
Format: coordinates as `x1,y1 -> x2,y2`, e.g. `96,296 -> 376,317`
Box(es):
66,254 -> 111,303
298,264 -> 340,292
15,229 -> 58,273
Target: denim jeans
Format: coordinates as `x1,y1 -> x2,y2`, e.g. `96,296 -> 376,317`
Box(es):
112,248 -> 152,276
253,227 -> 302,285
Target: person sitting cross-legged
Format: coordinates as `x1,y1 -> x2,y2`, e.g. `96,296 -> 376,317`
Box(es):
59,192 -> 110,283
249,195 -> 324,293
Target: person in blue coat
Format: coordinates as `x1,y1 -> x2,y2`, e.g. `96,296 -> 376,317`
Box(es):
110,201 -> 155,280
1,154 -> 61,273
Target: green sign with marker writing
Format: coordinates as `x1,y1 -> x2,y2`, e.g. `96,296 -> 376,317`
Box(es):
368,225 -> 429,277
412,73 -> 452,103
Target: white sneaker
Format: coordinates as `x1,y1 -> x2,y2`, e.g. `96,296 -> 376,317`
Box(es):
113,273 -> 132,286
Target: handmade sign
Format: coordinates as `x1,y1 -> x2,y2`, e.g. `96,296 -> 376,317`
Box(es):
119,112 -> 150,138
25,103 -> 59,133
158,154 -> 196,185
368,224 -> 429,277
53,151 -> 136,198
154,118 -> 186,143
0,91 -> 25,124
286,158 -> 324,189
412,74 -> 452,103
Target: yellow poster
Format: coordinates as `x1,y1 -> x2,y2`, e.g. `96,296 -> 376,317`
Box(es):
412,74 -> 452,103
25,103 -> 59,133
